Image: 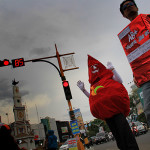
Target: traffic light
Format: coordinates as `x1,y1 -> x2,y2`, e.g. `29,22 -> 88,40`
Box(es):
69,110 -> 76,120
0,59 -> 10,67
62,80 -> 72,100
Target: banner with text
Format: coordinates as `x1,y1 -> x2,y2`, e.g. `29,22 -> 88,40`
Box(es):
118,14 -> 150,86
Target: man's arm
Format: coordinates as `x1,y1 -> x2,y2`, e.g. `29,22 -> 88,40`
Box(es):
107,62 -> 123,83
77,80 -> 90,98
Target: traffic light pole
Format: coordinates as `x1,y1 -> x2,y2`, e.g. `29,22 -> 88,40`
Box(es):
55,44 -> 73,110
55,44 -> 84,150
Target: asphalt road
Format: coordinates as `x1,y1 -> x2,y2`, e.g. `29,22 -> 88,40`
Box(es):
89,130 -> 150,150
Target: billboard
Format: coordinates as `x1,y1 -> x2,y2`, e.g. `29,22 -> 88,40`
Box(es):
137,88 -> 144,107
61,127 -> 68,133
73,109 -> 85,130
136,102 -> 144,115
70,120 -> 80,135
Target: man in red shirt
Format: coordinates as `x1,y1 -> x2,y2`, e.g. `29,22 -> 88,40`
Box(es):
120,0 -> 150,127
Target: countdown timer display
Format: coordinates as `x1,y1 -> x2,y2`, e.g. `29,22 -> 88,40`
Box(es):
11,58 -> 25,68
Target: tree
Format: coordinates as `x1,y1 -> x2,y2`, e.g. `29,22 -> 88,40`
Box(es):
87,119 -> 110,137
129,84 -> 147,123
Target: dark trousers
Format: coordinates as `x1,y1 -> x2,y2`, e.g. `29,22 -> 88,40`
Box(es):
106,113 -> 139,150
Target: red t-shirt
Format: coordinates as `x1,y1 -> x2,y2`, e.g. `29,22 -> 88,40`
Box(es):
118,14 -> 150,86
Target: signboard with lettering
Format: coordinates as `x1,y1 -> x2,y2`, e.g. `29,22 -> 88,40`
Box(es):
118,14 -> 150,86
61,127 -> 68,133
137,88 -> 144,107
74,109 -> 85,131
136,102 -> 144,115
67,138 -> 77,150
70,120 -> 80,135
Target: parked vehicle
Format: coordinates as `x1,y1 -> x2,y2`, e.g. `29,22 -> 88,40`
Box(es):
96,131 -> 108,144
141,122 -> 148,132
90,136 -> 100,145
108,132 -> 115,141
129,121 -> 147,135
131,124 -> 139,137
98,135 -> 107,144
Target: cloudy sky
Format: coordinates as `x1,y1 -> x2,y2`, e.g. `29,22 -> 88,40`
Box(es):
0,0 -> 149,124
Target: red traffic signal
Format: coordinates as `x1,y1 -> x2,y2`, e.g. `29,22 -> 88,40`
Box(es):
0,59 -> 10,67
63,81 -> 69,87
62,80 -> 72,100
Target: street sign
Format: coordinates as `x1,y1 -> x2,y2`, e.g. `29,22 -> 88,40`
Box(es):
70,120 -> 80,135
67,138 -> 77,150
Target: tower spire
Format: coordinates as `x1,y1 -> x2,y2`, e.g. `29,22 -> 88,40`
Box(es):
12,79 -> 19,85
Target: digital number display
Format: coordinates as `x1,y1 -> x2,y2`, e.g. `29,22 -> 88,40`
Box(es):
11,58 -> 25,68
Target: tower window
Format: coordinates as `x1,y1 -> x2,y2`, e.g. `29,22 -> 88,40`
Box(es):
17,99 -> 20,103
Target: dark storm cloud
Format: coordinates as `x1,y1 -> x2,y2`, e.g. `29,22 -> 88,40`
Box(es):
29,47 -> 51,56
0,79 -> 12,100
0,78 -> 29,101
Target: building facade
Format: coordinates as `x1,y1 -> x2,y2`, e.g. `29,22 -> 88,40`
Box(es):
11,80 -> 35,149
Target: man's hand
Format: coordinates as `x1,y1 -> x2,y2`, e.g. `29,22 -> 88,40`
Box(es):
107,61 -> 114,70
77,80 -> 85,91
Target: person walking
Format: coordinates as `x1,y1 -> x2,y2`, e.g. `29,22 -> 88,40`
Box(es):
77,55 -> 139,150
0,124 -> 21,150
47,130 -> 58,150
119,0 -> 150,127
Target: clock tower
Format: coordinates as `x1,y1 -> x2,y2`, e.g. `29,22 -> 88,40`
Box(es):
12,79 -> 35,150
13,82 -> 26,122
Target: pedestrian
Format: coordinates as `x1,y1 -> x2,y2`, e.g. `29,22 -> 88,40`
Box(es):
77,55 -> 139,150
47,130 -> 58,150
119,0 -> 150,127
0,124 -> 21,150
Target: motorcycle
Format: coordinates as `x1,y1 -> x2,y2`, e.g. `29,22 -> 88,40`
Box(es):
132,126 -> 139,137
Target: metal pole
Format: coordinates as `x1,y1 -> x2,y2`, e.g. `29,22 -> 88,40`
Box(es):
55,44 -> 84,150
55,44 -> 73,111
35,104 -> 40,124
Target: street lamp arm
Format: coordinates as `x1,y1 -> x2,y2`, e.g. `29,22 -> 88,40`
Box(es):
32,59 -> 62,78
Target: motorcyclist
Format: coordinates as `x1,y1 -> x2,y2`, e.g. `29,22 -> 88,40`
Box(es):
131,122 -> 138,136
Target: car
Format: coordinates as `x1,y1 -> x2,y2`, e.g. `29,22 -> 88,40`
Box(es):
96,131 -> 108,144
141,122 -> 148,132
129,121 -> 147,135
90,136 -> 99,145
108,132 -> 115,141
